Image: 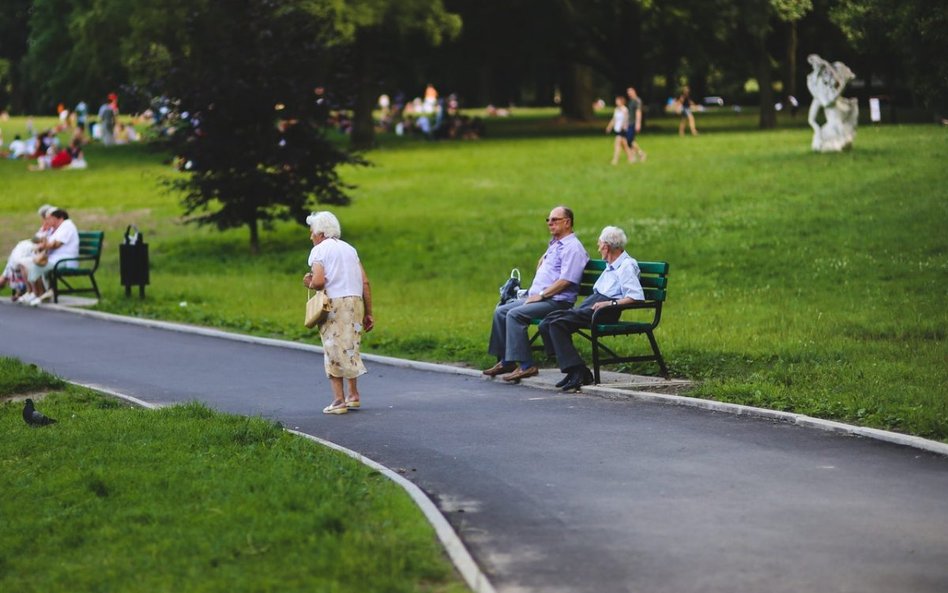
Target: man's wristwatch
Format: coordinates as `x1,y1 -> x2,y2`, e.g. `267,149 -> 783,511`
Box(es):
539,290 -> 547,300
611,299 -> 618,306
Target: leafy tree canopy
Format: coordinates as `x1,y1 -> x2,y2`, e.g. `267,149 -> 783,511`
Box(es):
148,0 -> 366,252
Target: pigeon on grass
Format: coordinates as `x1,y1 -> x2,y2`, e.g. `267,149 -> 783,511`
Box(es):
23,398 -> 57,426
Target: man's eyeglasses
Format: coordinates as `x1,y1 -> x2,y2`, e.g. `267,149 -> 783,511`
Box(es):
546,217 -> 566,224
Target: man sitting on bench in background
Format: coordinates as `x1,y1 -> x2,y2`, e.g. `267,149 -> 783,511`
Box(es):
483,205 -> 589,382
539,226 -> 644,392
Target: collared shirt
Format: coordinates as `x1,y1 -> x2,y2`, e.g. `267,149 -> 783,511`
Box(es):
528,232 -> 589,303
47,219 -> 79,266
308,238 -> 363,299
593,251 -> 644,301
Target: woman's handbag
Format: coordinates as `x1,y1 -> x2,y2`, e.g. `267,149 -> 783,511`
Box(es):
304,289 -> 330,328
498,268 -> 521,305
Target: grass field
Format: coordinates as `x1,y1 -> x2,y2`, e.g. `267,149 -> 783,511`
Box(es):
0,358 -> 467,593
1,110 -> 946,440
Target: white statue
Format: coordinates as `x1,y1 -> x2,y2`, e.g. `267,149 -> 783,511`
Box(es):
806,54 -> 859,152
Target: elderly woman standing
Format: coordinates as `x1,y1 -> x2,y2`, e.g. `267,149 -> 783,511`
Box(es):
303,212 -> 374,415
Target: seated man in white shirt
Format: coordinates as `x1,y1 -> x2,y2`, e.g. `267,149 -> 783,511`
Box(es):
22,208 -> 80,306
538,226 -> 645,391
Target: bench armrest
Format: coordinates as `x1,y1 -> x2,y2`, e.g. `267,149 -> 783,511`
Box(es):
52,254 -> 97,272
590,300 -> 659,324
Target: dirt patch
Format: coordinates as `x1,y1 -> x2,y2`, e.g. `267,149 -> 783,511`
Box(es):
0,390 -> 57,405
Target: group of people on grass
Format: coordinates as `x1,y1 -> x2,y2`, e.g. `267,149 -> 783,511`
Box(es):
0,92 -> 142,170
0,205 -> 81,306
300,204 -> 643,416
1,126 -> 87,170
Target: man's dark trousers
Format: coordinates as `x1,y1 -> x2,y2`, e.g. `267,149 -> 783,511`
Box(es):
538,292 -> 618,371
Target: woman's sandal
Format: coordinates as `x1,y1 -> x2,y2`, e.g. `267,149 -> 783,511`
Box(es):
323,400 -> 348,415
346,399 -> 361,410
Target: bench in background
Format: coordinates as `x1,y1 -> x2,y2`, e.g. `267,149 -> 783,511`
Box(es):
51,231 -> 104,303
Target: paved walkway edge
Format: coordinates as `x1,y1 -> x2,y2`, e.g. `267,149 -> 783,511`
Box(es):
286,430 -> 497,593
43,303 -> 948,459
68,380 -> 496,593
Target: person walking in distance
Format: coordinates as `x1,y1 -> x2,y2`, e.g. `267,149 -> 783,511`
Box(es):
625,87 -> 647,162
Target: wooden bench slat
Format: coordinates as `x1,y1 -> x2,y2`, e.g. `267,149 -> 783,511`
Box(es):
638,261 -> 669,275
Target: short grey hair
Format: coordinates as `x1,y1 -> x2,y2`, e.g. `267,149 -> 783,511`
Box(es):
306,211 -> 341,239
38,204 -> 57,217
598,226 -> 628,250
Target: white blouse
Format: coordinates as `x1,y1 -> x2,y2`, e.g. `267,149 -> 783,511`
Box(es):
308,238 -> 363,299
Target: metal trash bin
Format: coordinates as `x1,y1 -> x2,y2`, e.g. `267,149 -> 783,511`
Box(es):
119,225 -> 149,298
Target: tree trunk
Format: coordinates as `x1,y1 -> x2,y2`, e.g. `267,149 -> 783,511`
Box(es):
349,32 -> 378,151
559,61 -> 594,121
785,21 -> 799,116
248,217 -> 260,255
756,37 -> 776,129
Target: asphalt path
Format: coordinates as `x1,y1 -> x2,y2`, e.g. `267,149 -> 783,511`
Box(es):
3,302 -> 947,593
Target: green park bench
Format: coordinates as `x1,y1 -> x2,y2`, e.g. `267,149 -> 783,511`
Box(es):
51,231 -> 105,303
529,259 -> 670,383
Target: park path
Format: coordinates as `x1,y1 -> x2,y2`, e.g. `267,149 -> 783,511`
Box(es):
2,302 -> 947,593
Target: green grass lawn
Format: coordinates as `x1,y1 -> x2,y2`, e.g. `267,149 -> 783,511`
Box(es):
0,358 -> 467,593
1,110 -> 946,440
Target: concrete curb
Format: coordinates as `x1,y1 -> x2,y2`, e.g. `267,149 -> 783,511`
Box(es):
42,302 -> 948,459
286,430 -> 496,593
66,379 -> 496,593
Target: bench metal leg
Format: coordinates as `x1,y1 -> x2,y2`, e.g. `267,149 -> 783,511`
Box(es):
645,330 -> 670,379
591,334 -> 602,385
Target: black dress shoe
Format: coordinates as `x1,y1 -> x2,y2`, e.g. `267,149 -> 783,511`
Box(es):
561,370 -> 584,392
582,366 -> 594,385
555,374 -> 572,388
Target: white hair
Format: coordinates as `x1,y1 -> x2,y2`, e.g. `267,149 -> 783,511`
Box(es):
306,211 -> 341,239
38,204 -> 57,218
598,226 -> 628,250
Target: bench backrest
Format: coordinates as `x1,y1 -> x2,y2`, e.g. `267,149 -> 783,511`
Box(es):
78,231 -> 105,260
580,259 -> 669,302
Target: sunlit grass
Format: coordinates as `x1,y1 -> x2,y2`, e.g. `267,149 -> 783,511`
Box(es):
1,110 -> 945,439
0,358 -> 467,593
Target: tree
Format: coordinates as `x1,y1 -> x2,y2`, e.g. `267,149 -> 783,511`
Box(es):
19,0 -> 136,112
151,0 -> 365,253
772,0 -> 812,113
321,0 -> 461,149
0,0 -> 31,111
832,0 -> 948,118
731,0 -> 779,128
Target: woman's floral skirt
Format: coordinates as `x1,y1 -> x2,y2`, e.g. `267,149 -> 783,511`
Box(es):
319,295 -> 367,379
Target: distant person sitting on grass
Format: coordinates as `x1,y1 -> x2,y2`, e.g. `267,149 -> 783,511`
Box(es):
28,139 -> 86,171
538,226 -> 644,392
483,205 -> 589,383
2,134 -> 29,159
